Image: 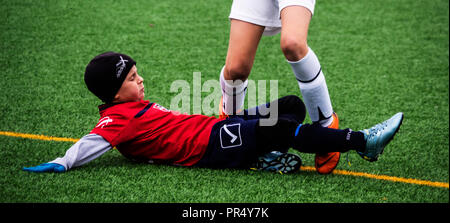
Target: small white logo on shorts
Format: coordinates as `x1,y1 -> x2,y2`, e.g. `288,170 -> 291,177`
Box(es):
346,129 -> 352,141
220,123 -> 242,149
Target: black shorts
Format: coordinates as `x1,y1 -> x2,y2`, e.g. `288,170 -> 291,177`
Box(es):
195,117 -> 260,169
195,95 -> 306,169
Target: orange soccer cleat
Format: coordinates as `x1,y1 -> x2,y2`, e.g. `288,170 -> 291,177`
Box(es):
314,112 -> 341,174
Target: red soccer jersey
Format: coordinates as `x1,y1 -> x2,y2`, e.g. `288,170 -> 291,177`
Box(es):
90,100 -> 222,166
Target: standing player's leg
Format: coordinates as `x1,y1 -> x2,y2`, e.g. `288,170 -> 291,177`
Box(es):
279,4 -> 340,174
219,19 -> 265,117
280,5 -> 334,128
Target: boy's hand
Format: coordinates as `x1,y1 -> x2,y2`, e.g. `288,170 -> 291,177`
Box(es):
23,163 -> 66,173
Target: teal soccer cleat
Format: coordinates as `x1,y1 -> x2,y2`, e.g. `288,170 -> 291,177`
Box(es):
250,151 -> 302,174
358,112 -> 404,162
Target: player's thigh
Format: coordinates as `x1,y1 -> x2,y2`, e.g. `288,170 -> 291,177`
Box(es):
224,19 -> 265,81
255,116 -> 300,151
280,5 -> 312,60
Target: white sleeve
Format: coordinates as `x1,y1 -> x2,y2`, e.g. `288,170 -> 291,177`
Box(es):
49,134 -> 112,171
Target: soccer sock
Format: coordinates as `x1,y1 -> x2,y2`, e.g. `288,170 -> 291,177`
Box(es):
220,66 -> 248,115
293,123 -> 366,153
288,47 -> 334,127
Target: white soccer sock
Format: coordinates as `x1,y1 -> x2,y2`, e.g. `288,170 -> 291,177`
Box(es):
220,66 -> 248,115
288,47 -> 333,127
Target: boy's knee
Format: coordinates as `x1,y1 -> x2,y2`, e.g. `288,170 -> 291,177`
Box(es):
283,95 -> 306,122
280,37 -> 309,61
225,62 -> 251,81
283,95 -> 304,107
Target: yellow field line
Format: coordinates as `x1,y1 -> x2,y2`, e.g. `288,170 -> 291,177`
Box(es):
1,130 -> 448,189
0,131 -> 79,143
300,166 -> 449,189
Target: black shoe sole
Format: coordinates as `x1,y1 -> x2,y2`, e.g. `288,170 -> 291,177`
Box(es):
252,153 -> 302,174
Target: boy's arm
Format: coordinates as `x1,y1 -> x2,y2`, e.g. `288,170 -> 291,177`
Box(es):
23,134 -> 112,173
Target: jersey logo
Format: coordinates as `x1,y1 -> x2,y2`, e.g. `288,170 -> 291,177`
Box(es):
220,123 -> 242,149
96,116 -> 113,129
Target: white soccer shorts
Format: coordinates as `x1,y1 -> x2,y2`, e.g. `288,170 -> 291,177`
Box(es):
229,0 -> 316,35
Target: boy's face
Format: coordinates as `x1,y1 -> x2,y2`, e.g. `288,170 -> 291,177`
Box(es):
113,65 -> 145,103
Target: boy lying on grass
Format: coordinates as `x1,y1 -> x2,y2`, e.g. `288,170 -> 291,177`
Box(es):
23,52 -> 403,174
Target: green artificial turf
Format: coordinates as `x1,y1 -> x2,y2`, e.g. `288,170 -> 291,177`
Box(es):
0,0 -> 448,203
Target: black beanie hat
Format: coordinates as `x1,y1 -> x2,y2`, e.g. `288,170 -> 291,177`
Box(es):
84,52 -> 136,103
